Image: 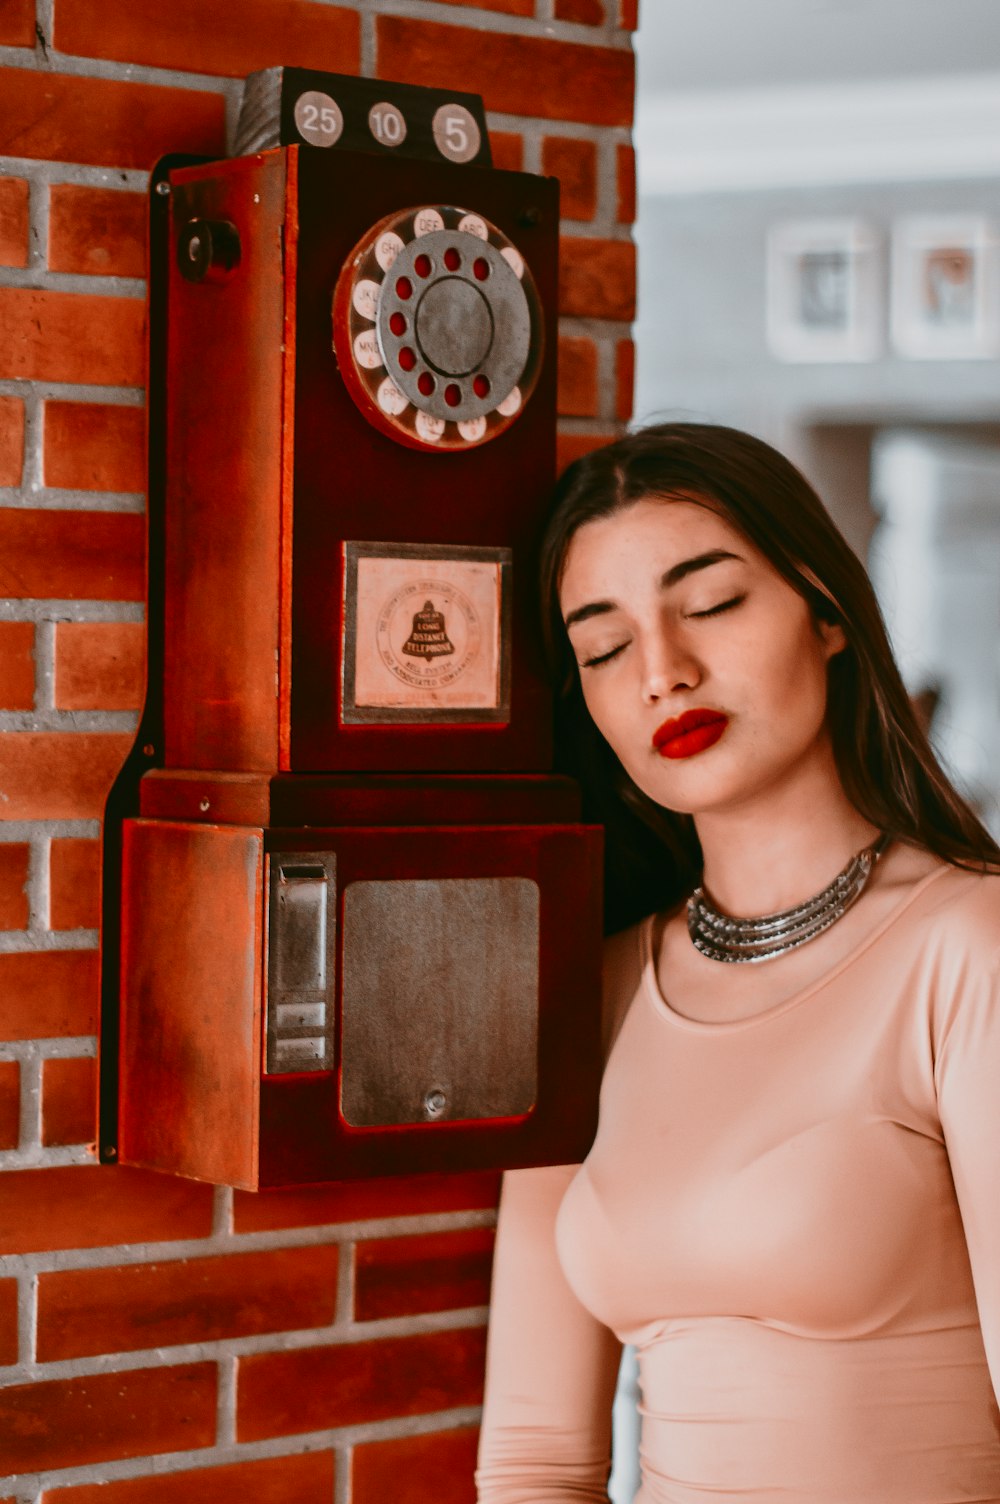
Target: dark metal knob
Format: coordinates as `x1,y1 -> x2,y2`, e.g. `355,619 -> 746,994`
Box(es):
177,218 -> 241,284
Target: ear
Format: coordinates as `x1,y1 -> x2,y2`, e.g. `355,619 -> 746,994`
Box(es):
817,616 -> 847,660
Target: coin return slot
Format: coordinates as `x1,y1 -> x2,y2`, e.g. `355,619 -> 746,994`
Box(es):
266,854 -> 337,1076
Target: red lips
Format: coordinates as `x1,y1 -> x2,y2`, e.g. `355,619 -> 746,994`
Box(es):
653,707 -> 729,760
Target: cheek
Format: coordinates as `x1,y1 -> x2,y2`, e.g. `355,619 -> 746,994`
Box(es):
749,619 -> 832,730
578,672 -> 646,765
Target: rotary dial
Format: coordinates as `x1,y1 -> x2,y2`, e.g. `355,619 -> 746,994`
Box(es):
333,205 -> 543,451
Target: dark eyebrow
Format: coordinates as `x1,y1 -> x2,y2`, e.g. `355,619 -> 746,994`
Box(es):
563,549 -> 744,631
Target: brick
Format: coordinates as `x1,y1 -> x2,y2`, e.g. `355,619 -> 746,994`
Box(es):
0,0 -> 33,46
419,0 -> 531,10
558,334 -> 599,418
0,508 -> 144,599
490,131 -> 523,174
355,1228 -> 494,1322
41,1452 -> 337,1504
0,733 -> 135,820
0,287 -> 144,385
0,177 -> 29,268
0,1166 -> 213,1256
41,1056 -> 97,1147
0,841 -> 29,929
560,236 -> 636,320
0,394 -> 25,486
0,950 -> 99,1040
619,0 -> 639,27
45,400 -> 145,493
0,1362 -> 215,1474
49,186 -> 146,279
38,1245 -> 338,1360
234,1169 -> 500,1232
353,1429 -> 478,1504
616,143 -> 636,224
55,0 -> 360,78
0,1277 -> 16,1365
50,838 -> 101,931
542,136 -> 597,222
0,622 -> 33,710
54,622 -> 145,711
0,69 -> 225,169
557,430 -> 617,474
616,337 -> 635,422
555,0 -> 605,22
0,1061 -> 19,1151
377,19 -> 634,128
238,1327 -> 486,1442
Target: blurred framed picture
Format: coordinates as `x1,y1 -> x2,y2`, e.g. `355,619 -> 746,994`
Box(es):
766,219 -> 880,362
890,216 -> 1000,359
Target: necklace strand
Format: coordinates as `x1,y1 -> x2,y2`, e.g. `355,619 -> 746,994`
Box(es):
687,834 -> 891,965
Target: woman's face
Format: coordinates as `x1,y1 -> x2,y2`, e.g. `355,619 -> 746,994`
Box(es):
558,495 -> 846,819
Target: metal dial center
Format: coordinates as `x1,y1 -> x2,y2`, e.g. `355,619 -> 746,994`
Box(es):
415,278 -> 494,376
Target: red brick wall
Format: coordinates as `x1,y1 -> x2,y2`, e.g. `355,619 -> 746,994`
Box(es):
0,2 -> 636,1497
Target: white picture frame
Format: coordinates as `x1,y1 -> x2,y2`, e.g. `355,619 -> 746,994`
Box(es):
890,215 -> 1000,359
766,219 -> 880,363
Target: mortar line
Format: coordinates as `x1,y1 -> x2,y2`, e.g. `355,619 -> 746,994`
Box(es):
0,1406 -> 484,1495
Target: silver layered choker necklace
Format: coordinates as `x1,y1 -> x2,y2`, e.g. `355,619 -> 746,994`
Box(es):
687,834 -> 891,964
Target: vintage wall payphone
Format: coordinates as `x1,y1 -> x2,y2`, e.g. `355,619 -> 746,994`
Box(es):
104,71 -> 603,1191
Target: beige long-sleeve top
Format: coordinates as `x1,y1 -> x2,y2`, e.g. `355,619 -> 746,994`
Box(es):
476,861 -> 1000,1504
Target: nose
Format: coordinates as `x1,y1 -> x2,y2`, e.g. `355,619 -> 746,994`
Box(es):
639,630 -> 701,706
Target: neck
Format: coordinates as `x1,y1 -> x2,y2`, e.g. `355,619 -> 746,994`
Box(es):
694,746 -> 879,918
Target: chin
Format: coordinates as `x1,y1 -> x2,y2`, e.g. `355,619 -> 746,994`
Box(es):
623,753 -> 762,821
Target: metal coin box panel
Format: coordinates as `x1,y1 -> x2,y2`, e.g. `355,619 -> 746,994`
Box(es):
119,813 -> 602,1190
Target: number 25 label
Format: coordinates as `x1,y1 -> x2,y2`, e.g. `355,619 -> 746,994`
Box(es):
294,91 -> 344,148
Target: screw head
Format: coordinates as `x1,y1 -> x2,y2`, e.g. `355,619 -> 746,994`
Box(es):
155,180 -> 170,196
423,1088 -> 448,1120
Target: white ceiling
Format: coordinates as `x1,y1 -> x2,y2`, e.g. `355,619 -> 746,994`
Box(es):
638,0 -> 1000,96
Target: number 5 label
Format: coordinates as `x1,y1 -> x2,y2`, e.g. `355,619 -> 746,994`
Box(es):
432,104 -> 481,164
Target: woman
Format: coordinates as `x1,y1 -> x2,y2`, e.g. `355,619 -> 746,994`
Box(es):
475,424 -> 1000,1504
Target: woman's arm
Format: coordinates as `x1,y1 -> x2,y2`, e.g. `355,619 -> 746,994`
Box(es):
475,1163 -> 623,1503
935,943 -> 1000,1400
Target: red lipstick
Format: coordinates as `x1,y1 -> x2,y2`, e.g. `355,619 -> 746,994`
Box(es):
653,708 -> 729,760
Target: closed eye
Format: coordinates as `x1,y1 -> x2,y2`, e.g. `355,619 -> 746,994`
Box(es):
686,593 -> 746,620
580,642 -> 628,669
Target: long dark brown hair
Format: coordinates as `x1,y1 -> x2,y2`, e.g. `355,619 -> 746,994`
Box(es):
540,423 -> 1000,932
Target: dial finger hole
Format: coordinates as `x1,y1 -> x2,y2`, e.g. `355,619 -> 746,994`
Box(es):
473,257 -> 490,282
395,275 -> 413,300
418,371 -> 436,396
414,253 -> 432,278
444,383 -> 462,408
398,346 -> 417,371
473,374 -> 491,398
389,310 -> 407,336
444,247 -> 461,272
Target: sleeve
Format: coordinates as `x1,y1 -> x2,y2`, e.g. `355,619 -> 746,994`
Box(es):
474,1164 -> 624,1503
934,944 -> 1000,1403
475,926 -> 643,1502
